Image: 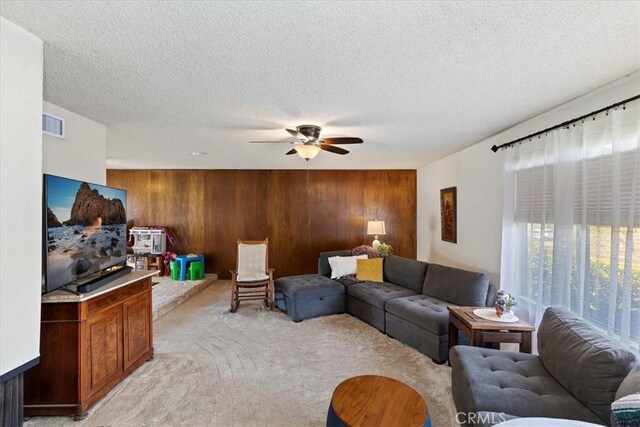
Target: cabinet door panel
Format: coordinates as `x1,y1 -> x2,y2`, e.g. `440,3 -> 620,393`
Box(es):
84,305 -> 123,395
123,291 -> 152,369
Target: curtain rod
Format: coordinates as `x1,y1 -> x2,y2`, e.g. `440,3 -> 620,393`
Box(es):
490,94 -> 640,153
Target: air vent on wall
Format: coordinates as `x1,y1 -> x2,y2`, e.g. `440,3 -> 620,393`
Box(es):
42,113 -> 65,139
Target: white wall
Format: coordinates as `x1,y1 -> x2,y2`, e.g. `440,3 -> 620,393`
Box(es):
0,18 -> 43,378
43,102 -> 107,185
417,71 -> 640,287
417,138 -> 504,284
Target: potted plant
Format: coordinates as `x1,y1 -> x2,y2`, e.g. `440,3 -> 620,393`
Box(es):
377,243 -> 394,256
504,294 -> 517,316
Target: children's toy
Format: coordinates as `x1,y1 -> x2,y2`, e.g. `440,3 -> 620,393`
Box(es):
130,227 -> 166,255
164,251 -> 177,276
188,261 -> 204,280
174,254 -> 205,281
170,260 -> 180,280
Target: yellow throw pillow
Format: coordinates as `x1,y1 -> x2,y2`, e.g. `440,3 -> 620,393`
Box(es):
357,258 -> 383,282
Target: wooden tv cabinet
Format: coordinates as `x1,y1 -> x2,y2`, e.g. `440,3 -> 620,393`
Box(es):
24,270 -> 158,420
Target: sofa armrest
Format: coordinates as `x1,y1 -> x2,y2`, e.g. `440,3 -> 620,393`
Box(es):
485,284 -> 497,307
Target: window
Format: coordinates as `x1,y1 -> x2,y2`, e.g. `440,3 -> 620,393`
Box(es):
502,102 -> 640,352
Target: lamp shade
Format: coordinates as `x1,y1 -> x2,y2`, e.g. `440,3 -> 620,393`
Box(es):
367,220 -> 386,236
295,145 -> 321,160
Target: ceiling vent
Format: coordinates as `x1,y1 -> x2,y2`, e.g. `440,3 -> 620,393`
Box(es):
42,113 -> 65,139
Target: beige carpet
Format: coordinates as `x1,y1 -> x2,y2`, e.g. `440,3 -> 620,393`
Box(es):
26,281 -> 458,427
152,274 -> 217,321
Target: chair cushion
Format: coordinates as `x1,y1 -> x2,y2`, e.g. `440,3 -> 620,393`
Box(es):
422,263 -> 489,306
538,307 -> 637,424
274,274 -> 344,300
385,295 -> 452,335
237,242 -> 268,281
382,255 -> 428,293
348,281 -> 416,309
450,346 -> 604,424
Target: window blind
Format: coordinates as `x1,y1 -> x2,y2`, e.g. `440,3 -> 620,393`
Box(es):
514,149 -> 639,226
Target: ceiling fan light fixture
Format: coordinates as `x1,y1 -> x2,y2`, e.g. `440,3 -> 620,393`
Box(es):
297,125 -> 321,142
295,144 -> 321,161
248,124 -> 363,160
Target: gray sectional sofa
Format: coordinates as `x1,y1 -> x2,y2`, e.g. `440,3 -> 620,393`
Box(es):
450,307 -> 638,426
276,250 -> 496,363
274,252 -> 639,425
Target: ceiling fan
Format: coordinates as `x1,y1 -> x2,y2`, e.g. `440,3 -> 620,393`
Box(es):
250,125 -> 363,160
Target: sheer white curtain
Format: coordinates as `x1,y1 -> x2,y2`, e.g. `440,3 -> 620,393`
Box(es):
501,101 -> 640,352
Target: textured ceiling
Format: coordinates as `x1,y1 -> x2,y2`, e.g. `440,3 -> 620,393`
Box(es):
2,1 -> 639,169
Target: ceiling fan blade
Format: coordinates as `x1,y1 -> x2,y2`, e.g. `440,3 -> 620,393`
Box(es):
249,140 -> 296,144
286,128 -> 302,138
320,145 -> 349,155
285,148 -> 297,155
321,137 -> 363,145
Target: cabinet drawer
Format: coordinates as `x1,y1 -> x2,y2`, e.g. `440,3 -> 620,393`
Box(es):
85,278 -> 150,318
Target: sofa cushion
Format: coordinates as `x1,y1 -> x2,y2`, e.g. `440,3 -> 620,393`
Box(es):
538,307 -> 637,423
422,263 -> 489,306
348,281 -> 416,309
357,258 -> 383,282
318,250 -> 352,277
328,255 -> 367,279
334,277 -> 359,289
382,255 -> 428,293
616,363 -> 640,401
450,346 -> 604,424
351,245 -> 382,258
611,393 -> 640,427
385,295 -> 452,335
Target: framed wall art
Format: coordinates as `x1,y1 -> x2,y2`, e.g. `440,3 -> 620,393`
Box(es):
440,187 -> 457,243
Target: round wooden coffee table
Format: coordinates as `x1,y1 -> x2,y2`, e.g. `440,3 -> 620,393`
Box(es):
327,375 -> 430,427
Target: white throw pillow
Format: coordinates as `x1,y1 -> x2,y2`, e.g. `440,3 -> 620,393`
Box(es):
328,255 -> 367,279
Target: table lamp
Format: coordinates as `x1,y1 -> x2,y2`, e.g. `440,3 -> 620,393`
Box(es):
367,220 -> 386,250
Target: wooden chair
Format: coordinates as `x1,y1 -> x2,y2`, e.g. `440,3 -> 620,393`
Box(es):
230,239 -> 274,313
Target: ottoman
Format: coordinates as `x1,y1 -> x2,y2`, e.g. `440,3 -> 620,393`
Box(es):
274,274 -> 345,322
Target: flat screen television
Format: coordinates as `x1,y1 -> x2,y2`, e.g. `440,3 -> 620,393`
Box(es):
43,174 -> 129,294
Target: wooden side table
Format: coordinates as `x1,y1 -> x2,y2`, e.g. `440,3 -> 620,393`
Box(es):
327,375 -> 430,427
448,306 -> 535,354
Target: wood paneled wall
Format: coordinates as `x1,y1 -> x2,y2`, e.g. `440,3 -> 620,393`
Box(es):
107,170 -> 416,279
